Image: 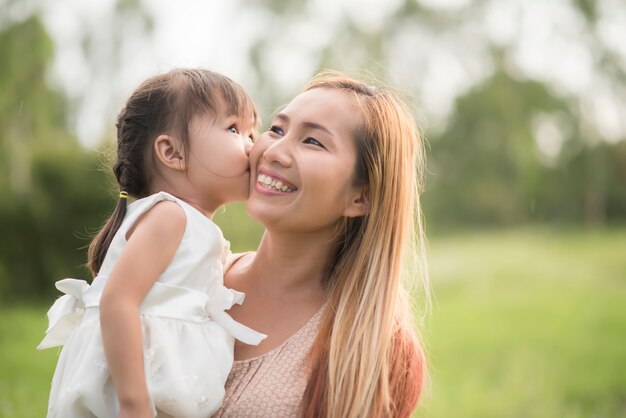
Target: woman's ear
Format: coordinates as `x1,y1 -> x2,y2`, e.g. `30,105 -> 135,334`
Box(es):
154,135 -> 185,171
343,186 -> 370,218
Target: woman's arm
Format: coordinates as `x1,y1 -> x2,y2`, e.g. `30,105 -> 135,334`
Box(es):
100,201 -> 186,418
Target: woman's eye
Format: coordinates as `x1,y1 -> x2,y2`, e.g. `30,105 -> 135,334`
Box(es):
228,125 -> 239,134
303,137 -> 325,148
269,125 -> 284,136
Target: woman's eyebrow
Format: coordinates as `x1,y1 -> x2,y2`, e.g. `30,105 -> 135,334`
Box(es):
302,121 -> 332,136
275,113 -> 332,136
274,113 -> 289,123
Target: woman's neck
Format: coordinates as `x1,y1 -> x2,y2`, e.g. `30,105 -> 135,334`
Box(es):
246,230 -> 336,302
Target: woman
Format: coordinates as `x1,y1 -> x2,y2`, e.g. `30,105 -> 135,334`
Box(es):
214,71 -> 428,418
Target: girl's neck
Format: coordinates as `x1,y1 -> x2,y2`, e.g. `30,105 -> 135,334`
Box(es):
149,183 -> 218,219
246,230 -> 337,301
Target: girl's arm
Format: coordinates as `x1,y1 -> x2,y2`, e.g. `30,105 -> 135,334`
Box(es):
100,201 -> 186,418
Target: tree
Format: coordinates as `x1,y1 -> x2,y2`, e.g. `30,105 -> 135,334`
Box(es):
0,13 -> 112,301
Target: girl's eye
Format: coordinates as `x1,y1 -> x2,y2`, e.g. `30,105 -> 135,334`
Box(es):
248,134 -> 255,144
269,125 -> 284,136
303,137 -> 325,149
228,125 -> 239,134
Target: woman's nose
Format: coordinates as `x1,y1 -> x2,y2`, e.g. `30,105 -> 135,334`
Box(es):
263,138 -> 293,167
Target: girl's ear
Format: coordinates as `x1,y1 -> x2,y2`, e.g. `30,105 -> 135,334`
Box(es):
154,135 -> 185,171
343,186 -> 370,218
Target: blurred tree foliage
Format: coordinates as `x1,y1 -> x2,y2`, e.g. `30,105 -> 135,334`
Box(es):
0,15 -> 113,302
424,71 -> 626,227
1,1 -> 625,301
244,0 -> 626,229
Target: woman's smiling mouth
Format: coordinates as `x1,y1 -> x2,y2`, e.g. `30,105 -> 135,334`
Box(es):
256,172 -> 296,193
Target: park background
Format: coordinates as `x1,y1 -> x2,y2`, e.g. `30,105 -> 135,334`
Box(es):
1,0 -> 625,417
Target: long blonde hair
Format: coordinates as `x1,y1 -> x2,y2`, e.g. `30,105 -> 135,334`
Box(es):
302,71 -> 429,417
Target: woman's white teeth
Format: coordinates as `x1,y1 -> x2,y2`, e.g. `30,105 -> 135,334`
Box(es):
257,174 -> 294,192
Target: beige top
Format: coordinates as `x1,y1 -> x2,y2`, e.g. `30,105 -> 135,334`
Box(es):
212,306 -> 324,418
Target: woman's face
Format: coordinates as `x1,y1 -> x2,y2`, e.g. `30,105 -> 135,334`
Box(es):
247,87 -> 366,233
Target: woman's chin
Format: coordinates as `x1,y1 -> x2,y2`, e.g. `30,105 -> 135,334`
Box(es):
246,185 -> 295,220
245,199 -> 277,227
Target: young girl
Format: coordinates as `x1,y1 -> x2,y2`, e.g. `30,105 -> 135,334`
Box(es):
38,68 -> 266,418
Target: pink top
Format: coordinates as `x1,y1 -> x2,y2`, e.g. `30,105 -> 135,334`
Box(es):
212,307 -> 324,417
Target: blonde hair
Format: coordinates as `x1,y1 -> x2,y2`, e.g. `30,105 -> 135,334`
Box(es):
302,71 -> 429,418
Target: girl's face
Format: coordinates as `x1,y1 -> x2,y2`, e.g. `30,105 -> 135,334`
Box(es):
186,108 -> 255,208
247,88 -> 366,233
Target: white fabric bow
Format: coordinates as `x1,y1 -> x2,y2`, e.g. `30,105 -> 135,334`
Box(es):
141,282 -> 266,346
38,279 -> 91,350
38,279 -> 266,350
205,286 -> 266,346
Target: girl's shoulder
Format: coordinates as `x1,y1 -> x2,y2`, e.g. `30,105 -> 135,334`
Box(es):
127,192 -> 187,217
116,192 -> 225,263
120,192 -> 185,241
127,192 -> 220,234
126,199 -> 186,241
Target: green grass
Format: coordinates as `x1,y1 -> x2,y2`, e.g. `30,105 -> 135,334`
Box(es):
417,228 -> 626,418
0,305 -> 58,418
1,228 -> 625,417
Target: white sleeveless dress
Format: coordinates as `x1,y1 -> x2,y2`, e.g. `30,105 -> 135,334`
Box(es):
38,192 -> 266,418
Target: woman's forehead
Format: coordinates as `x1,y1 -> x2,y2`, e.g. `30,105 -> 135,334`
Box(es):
283,88 -> 361,133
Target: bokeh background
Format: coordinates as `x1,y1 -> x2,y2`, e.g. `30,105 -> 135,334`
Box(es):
1,0 -> 625,417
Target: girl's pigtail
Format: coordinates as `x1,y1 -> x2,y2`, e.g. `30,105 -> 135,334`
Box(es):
87,191 -> 129,276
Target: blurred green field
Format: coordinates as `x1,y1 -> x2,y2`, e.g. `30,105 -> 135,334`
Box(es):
1,228 -> 625,418
417,228 -> 626,418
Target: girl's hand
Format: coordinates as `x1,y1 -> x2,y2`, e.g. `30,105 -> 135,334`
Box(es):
118,403 -> 153,418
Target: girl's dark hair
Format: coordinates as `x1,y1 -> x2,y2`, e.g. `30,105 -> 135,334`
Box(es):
87,68 -> 258,276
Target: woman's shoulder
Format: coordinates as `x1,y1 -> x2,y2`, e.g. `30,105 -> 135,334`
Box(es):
225,252 -> 255,271
224,252 -> 256,285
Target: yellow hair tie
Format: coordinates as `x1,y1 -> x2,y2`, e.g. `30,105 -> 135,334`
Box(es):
119,191 -> 129,199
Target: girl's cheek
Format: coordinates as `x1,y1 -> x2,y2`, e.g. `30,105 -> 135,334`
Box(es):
249,142 -> 265,166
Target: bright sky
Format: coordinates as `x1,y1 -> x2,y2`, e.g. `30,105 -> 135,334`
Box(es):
36,0 -> 626,147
